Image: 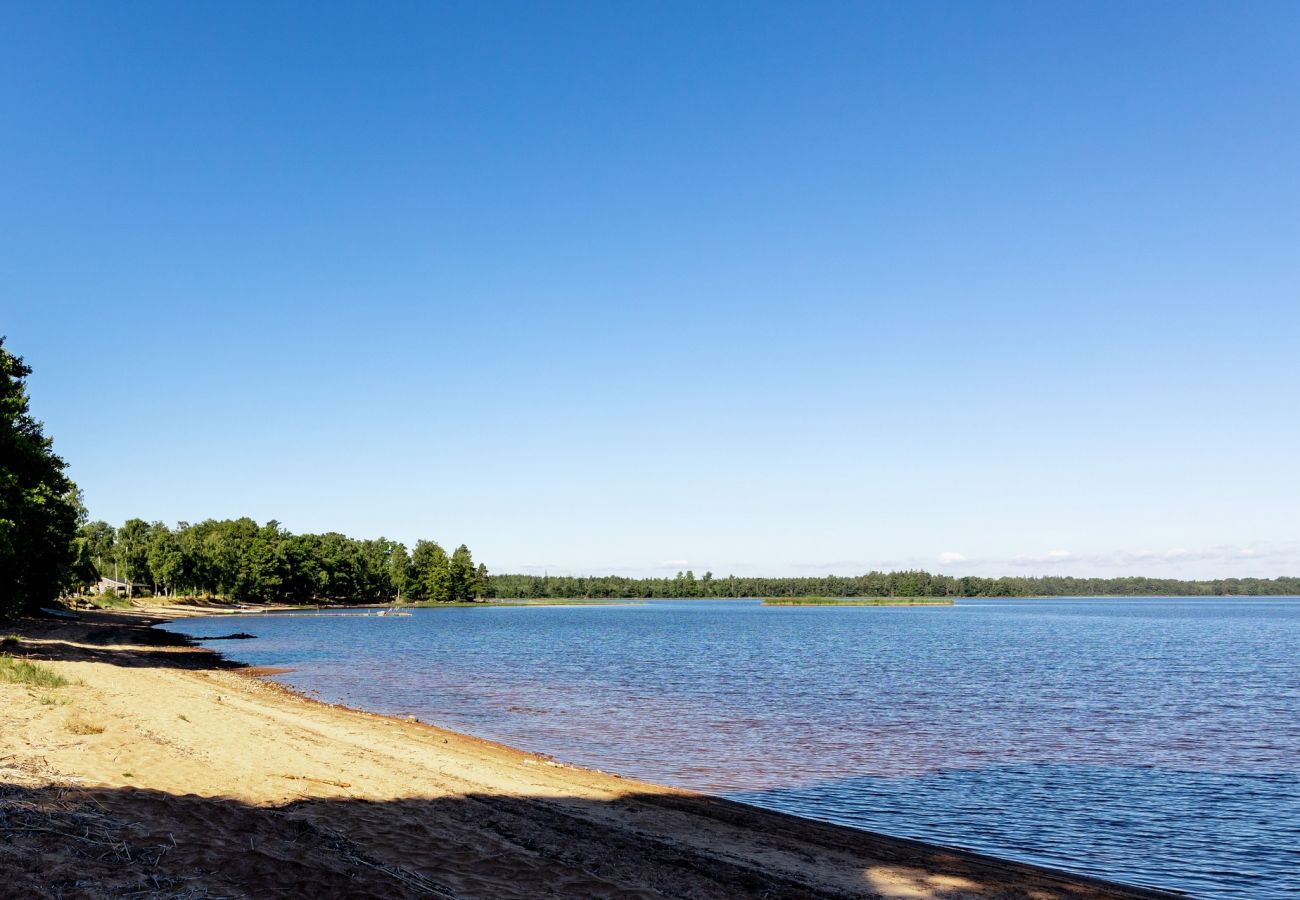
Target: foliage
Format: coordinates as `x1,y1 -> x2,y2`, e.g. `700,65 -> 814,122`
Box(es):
388,543 -> 410,602
409,540 -> 450,602
92,592 -> 135,609
73,517 -> 482,605
114,518 -> 151,596
0,337 -> 81,617
487,570 -> 1300,599
0,655 -> 70,688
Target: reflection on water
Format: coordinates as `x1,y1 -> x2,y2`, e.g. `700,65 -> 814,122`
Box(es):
165,598 -> 1300,899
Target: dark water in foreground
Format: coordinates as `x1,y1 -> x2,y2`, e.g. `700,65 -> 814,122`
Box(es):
163,598 -> 1300,898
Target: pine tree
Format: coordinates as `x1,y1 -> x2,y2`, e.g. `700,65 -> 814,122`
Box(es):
449,544 -> 475,601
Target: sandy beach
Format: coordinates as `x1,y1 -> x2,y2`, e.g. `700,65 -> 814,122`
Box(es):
0,609 -> 1176,899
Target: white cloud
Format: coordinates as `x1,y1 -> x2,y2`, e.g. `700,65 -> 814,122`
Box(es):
938,551 -> 966,565
1010,549 -> 1078,566
950,541 -> 1300,575
791,559 -> 876,570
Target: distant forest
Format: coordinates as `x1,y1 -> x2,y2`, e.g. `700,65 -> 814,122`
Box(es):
486,570 -> 1300,599
59,520 -> 1300,605
74,518 -> 485,605
72,518 -> 1300,604
78,520 -> 1300,603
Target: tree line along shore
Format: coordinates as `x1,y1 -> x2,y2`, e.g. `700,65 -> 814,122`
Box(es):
489,570 -> 1300,600
3,334 -> 1299,621
42,516 -> 1300,612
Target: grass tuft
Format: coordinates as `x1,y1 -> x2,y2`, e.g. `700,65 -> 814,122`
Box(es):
65,714 -> 105,735
0,655 -> 69,687
0,634 -> 20,649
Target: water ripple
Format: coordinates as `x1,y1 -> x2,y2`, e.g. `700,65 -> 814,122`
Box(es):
165,597 -> 1300,899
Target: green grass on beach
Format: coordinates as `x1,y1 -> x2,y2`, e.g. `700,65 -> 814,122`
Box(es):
761,597 -> 955,606
0,655 -> 70,688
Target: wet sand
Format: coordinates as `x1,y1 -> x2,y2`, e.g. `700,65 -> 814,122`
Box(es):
0,609 -> 1177,899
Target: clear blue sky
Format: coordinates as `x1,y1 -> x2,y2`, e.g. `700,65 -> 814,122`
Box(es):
4,2 -> 1298,578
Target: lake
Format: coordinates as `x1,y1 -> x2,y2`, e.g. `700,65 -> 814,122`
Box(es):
162,598 -> 1300,898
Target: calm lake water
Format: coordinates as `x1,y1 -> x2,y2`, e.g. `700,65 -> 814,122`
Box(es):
163,598 -> 1300,899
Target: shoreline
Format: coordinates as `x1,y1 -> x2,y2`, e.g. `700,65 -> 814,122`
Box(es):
1,608 -> 1180,899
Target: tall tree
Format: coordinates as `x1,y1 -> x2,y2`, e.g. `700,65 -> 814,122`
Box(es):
411,540 -> 451,602
449,544 -> 475,601
147,526 -> 185,597
388,542 -> 411,602
114,519 -> 152,598
79,521 -> 116,579
0,337 -> 80,617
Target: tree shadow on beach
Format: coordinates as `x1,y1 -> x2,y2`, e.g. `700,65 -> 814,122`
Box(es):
0,780 -> 1177,900
5,613 -> 244,672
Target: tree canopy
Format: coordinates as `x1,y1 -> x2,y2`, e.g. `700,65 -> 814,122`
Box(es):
485,570 -> 1300,600
0,337 -> 81,617
72,517 -> 485,605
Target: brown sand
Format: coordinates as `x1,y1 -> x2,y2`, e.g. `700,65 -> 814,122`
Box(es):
0,609 -> 1177,899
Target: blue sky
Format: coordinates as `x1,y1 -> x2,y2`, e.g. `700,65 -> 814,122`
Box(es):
3,2 -> 1298,578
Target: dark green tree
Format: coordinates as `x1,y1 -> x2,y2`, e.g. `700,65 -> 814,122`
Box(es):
388,542 -> 411,602
0,338 -> 80,617
449,544 -> 476,601
79,520 -> 116,579
146,525 -> 185,597
410,540 -> 451,602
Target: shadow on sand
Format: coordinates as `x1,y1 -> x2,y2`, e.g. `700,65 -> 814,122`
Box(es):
0,781 -> 1183,900
10,612 -> 244,672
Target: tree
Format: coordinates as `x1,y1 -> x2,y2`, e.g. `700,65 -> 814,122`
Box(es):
79,521 -> 116,578
244,521 -> 287,603
0,337 -> 80,617
449,544 -> 475,601
356,538 -> 394,602
114,518 -> 152,598
410,540 -> 450,602
68,528 -> 99,594
147,526 -> 185,597
388,542 -> 411,602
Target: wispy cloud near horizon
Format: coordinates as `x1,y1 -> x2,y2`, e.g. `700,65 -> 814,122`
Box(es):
493,542 -> 1300,580
932,541 -> 1300,576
